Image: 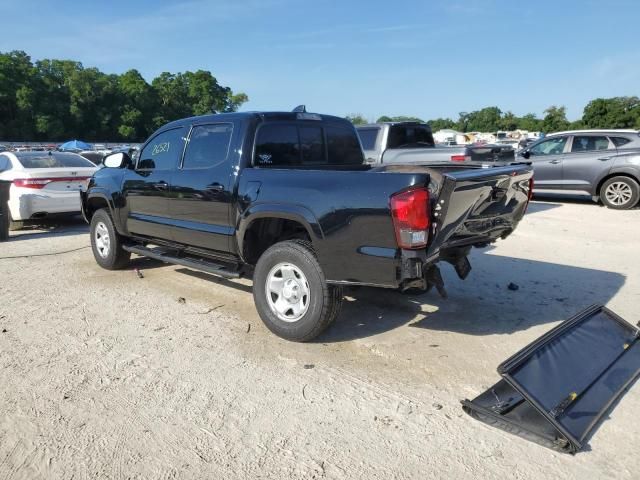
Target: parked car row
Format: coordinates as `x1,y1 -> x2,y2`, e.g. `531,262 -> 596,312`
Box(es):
353,122 -> 640,210
519,129 -> 640,209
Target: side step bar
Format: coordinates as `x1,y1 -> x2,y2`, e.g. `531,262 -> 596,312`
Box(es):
123,245 -> 241,279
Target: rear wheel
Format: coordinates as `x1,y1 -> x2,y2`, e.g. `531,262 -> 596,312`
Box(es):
90,209 -> 131,269
253,240 -> 342,342
600,176 -> 639,210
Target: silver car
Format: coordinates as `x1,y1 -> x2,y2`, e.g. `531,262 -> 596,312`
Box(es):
520,129 -> 640,209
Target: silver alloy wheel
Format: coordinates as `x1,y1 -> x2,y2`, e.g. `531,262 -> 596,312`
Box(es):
265,262 -> 310,322
94,221 -> 111,258
605,181 -> 633,206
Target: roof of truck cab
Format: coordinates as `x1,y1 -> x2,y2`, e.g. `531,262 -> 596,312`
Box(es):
162,111 -> 351,129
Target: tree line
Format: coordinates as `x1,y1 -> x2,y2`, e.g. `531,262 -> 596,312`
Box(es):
0,50 -> 248,142
347,97 -> 640,133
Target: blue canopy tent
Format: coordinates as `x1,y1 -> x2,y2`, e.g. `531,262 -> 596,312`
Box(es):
59,140 -> 93,152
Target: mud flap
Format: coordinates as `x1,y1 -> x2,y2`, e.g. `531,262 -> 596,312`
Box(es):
462,304 -> 640,453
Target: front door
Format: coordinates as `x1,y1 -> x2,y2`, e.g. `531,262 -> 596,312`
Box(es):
169,123 -> 235,253
122,127 -> 185,240
526,135 -> 568,190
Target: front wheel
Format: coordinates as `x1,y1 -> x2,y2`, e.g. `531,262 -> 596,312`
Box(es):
253,240 -> 342,342
90,209 -> 131,270
600,176 -> 639,210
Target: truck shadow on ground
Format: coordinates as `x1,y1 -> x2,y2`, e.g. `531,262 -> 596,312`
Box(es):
318,251 -> 626,343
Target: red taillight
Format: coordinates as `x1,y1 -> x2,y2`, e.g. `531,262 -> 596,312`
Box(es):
13,178 -> 52,189
451,154 -> 470,162
13,177 -> 90,189
390,188 -> 430,249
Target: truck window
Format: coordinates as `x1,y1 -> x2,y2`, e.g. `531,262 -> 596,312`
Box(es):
255,123 -> 364,167
255,124 -> 300,166
570,135 -> 610,153
326,126 -> 364,165
182,123 -> 233,169
137,128 -> 185,171
300,126 -> 325,164
357,128 -> 379,150
387,125 -> 435,149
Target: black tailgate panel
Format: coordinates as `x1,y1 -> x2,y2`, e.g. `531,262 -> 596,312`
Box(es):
463,304 -> 640,453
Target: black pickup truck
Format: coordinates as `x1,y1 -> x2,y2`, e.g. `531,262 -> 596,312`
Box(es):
82,109 -> 533,341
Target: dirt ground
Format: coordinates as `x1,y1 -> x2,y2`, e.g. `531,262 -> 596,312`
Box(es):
0,198 -> 638,479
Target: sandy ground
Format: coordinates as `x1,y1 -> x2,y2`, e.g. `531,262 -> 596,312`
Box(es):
0,198 -> 638,479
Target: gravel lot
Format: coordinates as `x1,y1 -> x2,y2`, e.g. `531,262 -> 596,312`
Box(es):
0,198 -> 638,479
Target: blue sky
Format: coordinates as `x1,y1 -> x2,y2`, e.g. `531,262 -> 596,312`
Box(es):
2,0 -> 639,121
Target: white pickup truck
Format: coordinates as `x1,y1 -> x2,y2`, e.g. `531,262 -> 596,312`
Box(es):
356,122 -> 515,165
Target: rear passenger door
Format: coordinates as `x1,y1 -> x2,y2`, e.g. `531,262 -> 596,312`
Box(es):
169,123 -> 235,253
122,127 -> 185,239
562,135 -> 613,194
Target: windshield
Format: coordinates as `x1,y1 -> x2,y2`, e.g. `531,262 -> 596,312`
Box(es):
16,153 -> 96,169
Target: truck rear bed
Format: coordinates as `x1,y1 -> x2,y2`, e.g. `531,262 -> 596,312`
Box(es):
377,163 -> 533,262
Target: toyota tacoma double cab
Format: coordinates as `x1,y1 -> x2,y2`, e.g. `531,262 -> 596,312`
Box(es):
82,108 -> 533,342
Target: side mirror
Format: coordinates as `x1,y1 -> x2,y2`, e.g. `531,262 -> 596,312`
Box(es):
103,152 -> 131,168
520,150 -> 530,159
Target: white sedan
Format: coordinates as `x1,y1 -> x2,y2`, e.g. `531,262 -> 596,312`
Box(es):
0,151 -> 97,229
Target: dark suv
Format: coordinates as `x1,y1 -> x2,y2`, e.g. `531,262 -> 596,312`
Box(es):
520,129 -> 640,209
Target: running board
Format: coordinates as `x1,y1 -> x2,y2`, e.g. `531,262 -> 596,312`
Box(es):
123,245 -> 241,279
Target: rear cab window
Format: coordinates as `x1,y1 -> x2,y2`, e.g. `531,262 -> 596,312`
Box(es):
16,153 -> 95,169
387,125 -> 435,149
254,121 -> 364,168
356,128 -> 380,151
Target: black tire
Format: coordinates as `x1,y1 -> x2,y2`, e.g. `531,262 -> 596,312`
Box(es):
253,240 -> 343,342
90,209 -> 131,270
600,176 -> 640,210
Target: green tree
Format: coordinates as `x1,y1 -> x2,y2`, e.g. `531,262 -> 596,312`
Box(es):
375,115 -> 424,123
427,118 -> 456,131
465,106 -> 502,132
582,96 -> 640,129
345,113 -> 368,125
518,113 -> 542,132
541,105 -> 569,133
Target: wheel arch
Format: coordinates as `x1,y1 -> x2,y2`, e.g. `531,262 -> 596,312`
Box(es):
595,170 -> 640,197
236,204 -> 323,265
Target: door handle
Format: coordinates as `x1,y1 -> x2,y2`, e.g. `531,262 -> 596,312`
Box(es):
154,181 -> 169,190
549,159 -> 561,164
598,157 -> 612,161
